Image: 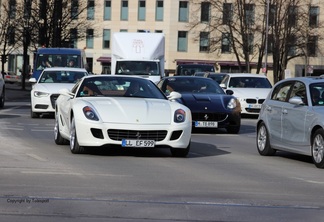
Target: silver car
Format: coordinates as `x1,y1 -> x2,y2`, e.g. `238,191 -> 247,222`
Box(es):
256,76 -> 324,168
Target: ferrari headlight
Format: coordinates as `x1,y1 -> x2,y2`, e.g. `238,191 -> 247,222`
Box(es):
227,98 -> 238,109
33,91 -> 49,97
83,106 -> 99,121
174,109 -> 186,123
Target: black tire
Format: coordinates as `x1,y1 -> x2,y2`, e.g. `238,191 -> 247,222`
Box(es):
256,122 -> 276,156
54,114 -> 68,145
226,125 -> 240,134
311,129 -> 324,168
0,88 -> 4,108
170,142 -> 190,157
70,117 -> 85,154
31,110 -> 40,118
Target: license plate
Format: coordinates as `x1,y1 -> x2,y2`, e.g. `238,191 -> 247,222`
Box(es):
121,139 -> 155,147
195,121 -> 218,128
248,104 -> 262,109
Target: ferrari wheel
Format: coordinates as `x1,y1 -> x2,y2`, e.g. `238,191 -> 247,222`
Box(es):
312,129 -> 324,168
170,142 -> 190,157
54,114 -> 67,145
70,117 -> 85,154
256,122 -> 276,156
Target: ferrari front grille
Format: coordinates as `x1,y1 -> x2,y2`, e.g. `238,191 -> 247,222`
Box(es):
108,129 -> 167,141
191,113 -> 227,122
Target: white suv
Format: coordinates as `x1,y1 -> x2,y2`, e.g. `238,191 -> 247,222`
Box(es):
0,73 -> 5,108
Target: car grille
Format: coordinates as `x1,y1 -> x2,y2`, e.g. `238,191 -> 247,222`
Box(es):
50,94 -> 60,109
192,113 -> 228,122
246,99 -> 265,104
108,129 -> 168,141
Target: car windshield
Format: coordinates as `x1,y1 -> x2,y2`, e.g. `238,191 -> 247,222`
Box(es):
228,77 -> 272,88
38,71 -> 87,83
163,77 -> 225,94
77,76 -> 166,99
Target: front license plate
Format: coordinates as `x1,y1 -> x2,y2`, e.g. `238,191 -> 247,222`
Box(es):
248,104 -> 262,109
121,139 -> 155,147
195,121 -> 218,128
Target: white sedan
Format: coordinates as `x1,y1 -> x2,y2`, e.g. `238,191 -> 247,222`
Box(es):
220,73 -> 272,115
29,67 -> 88,118
54,75 -> 192,157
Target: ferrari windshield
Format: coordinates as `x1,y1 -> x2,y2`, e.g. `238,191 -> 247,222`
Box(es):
162,77 -> 225,94
76,76 -> 166,99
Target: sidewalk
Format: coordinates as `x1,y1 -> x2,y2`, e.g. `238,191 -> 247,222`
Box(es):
5,82 -> 31,102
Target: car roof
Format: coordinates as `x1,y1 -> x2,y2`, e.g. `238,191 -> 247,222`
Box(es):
224,73 -> 268,78
42,67 -> 88,72
275,76 -> 324,85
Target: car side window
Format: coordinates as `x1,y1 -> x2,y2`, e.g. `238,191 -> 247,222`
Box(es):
289,81 -> 307,105
271,82 -> 293,102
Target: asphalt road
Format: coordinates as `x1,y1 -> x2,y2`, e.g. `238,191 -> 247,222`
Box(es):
1,84 -> 324,221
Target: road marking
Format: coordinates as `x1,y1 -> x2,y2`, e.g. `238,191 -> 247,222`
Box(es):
292,177 -> 324,184
26,153 -> 48,162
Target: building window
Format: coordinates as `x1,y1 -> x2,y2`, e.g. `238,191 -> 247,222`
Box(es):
9,0 -> 16,19
70,29 -> 78,48
268,4 -> 276,26
307,35 -> 318,57
288,5 -> 297,27
138,0 -> 146,21
71,0 -> 78,19
267,34 -> 274,54
121,0 -> 128,21
287,34 -> 296,56
221,33 -> 231,53
86,29 -> 94,48
309,6 -> 319,28
245,33 -> 254,54
223,3 -> 232,25
201,2 -> 210,23
104,0 -> 111,20
244,4 -> 255,26
199,32 -> 209,52
8,26 -> 15,45
155,30 -> 163,33
103,29 -> 110,49
177,31 -> 188,52
120,29 -> 128,32
155,0 -> 163,21
179,1 -> 188,22
87,0 -> 95,20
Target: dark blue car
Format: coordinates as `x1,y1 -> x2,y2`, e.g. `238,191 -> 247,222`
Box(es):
157,76 -> 241,134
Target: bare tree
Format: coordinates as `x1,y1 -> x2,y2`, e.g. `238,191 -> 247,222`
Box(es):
188,0 -> 323,83
0,1 -> 22,75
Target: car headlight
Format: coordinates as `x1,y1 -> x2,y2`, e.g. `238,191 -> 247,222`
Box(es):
174,109 -> 186,123
83,106 -> 99,121
33,91 -> 49,97
227,98 -> 238,109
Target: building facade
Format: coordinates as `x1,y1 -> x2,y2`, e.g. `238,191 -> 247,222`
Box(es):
3,0 -> 324,84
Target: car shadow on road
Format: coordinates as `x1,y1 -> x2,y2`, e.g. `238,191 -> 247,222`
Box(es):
274,151 -> 313,166
84,141 -> 229,158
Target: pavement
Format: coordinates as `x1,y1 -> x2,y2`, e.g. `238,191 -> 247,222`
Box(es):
5,82 -> 31,102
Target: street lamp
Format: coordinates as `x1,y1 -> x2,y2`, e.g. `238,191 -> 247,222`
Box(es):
263,0 -> 270,75
22,19 -> 30,90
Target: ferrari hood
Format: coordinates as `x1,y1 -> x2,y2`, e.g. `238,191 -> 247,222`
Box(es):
33,83 -> 75,94
180,93 -> 231,112
230,88 -> 271,99
84,97 -> 173,124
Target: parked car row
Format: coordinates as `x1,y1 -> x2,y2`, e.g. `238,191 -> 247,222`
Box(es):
25,66 -> 324,168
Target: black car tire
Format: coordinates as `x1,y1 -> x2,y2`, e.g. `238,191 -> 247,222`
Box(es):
31,110 -> 40,118
0,88 -> 4,108
311,129 -> 324,168
170,142 -> 190,157
54,114 -> 68,145
70,117 -> 85,154
256,122 -> 276,156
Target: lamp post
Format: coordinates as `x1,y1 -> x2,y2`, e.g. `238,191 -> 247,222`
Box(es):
263,0 -> 270,75
22,20 -> 30,90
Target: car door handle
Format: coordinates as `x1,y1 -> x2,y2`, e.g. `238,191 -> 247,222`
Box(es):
282,109 -> 288,114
